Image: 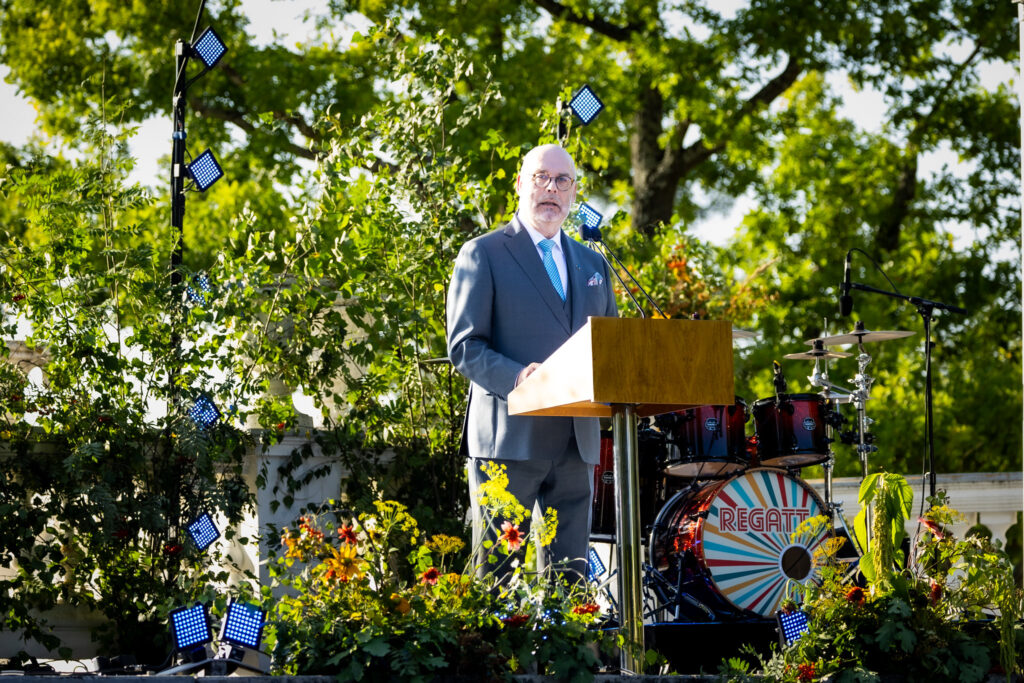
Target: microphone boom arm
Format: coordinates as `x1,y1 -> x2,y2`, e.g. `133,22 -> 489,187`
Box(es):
587,241 -> 647,318
594,239 -> 667,319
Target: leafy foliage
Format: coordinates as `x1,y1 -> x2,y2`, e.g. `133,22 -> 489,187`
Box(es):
0,103 -> 258,660
266,489 -> 615,681
727,479 -> 1024,682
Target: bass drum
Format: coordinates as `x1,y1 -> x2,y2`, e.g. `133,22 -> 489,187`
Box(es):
649,468 -> 830,618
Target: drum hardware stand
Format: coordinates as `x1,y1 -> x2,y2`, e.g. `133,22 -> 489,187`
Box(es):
642,560 -> 717,622
840,273 -> 968,496
806,345 -> 878,549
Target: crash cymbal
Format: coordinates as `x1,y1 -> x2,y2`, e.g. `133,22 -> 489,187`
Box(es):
784,348 -> 853,360
732,327 -> 757,339
811,329 -> 915,346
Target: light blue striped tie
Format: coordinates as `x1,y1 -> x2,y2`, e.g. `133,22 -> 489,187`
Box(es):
538,238 -> 565,301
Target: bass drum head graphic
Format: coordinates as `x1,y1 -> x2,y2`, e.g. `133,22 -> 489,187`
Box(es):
649,468 -> 830,618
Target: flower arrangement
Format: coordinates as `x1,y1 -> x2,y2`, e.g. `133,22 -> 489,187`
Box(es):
729,472 -> 1024,682
265,464 -> 616,681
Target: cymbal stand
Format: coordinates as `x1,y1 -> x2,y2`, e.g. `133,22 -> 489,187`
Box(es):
807,356 -> 851,510
849,344 -> 878,550
808,352 -> 875,554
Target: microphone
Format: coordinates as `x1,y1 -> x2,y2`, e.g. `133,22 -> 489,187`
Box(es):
839,250 -> 853,317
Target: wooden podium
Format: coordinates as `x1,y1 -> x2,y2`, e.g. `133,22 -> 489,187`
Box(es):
509,317 -> 734,674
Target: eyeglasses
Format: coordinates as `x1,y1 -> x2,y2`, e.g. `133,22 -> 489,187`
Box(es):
530,172 -> 575,191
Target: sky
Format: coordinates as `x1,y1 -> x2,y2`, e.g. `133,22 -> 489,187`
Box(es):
0,1 -> 1013,249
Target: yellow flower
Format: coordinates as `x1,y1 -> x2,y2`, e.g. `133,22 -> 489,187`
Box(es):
324,543 -> 366,582
478,462 -> 528,524
426,534 -> 465,555
537,507 -> 558,547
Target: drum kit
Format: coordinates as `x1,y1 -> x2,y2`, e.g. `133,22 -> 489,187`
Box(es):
590,320 -> 915,623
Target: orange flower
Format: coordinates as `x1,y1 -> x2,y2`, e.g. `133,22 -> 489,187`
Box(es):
929,580 -> 943,605
283,532 -> 304,560
390,592 -> 411,615
796,662 -> 816,682
845,586 -> 865,606
323,543 -> 365,582
420,567 -> 440,585
501,614 -> 529,627
338,525 -> 358,544
500,521 -> 523,552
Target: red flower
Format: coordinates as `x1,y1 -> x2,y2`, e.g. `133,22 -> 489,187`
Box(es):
420,567 -> 440,585
11,293 -> 25,302
163,543 -> 183,556
275,422 -> 286,432
929,580 -> 943,605
500,521 -> 523,552
796,662 -> 816,682
918,516 -> 944,540
845,586 -> 865,606
338,525 -> 358,544
572,603 -> 600,615
501,614 -> 529,627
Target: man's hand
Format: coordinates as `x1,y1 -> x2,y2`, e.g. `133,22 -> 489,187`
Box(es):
515,362 -> 542,386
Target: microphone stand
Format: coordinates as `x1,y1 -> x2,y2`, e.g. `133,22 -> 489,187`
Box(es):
846,281 -> 968,499
580,225 -> 666,319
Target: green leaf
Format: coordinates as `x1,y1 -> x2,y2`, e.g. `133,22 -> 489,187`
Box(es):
363,638 -> 390,657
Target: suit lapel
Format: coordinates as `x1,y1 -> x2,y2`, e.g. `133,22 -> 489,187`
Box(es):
503,220 -> 571,334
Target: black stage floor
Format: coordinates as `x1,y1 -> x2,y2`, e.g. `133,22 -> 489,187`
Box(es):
642,620 -> 779,674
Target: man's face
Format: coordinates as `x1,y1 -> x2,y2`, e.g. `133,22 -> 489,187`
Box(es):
515,146 -> 576,238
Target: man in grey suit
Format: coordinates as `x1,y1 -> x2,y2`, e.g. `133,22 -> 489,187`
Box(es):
447,144 -> 618,580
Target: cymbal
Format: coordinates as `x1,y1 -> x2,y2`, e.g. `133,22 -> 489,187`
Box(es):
811,328 -> 915,346
784,348 -> 853,360
732,327 -> 757,340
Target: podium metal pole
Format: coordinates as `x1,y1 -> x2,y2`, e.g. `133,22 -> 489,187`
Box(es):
611,403 -> 643,674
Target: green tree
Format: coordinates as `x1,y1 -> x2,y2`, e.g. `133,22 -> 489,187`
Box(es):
0,2 -> 1018,621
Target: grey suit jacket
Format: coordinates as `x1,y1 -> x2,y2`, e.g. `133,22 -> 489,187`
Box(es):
447,216 -> 618,465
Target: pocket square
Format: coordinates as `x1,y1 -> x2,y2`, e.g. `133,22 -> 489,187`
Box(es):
587,272 -> 604,287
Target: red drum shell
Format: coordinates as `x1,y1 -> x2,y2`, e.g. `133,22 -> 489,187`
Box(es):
663,399 -> 749,479
752,393 -> 830,468
591,430 -> 681,540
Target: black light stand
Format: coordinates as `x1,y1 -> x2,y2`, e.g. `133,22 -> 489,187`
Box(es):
845,280 -> 968,499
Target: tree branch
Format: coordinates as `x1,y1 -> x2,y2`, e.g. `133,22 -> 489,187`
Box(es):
876,43 -> 983,252
628,54 -> 802,235
530,0 -> 641,42
188,99 -> 319,160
